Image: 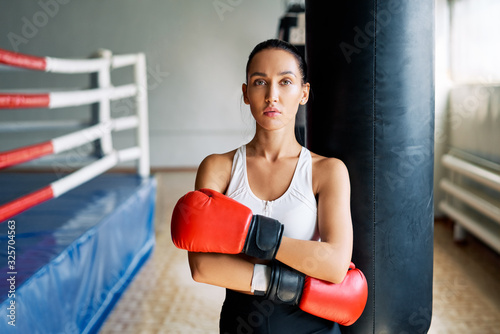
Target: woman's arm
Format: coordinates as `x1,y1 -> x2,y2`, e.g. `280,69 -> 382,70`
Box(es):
275,158 -> 353,283
194,153 -> 232,193
188,252 -> 254,292
187,152 -> 255,293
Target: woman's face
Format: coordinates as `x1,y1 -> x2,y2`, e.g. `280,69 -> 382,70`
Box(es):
243,48 -> 310,132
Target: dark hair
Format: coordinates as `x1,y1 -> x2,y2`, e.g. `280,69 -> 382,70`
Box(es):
245,39 -> 307,84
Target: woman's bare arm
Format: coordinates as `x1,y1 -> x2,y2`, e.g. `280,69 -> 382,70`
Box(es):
275,158 -> 353,283
187,152 -> 255,293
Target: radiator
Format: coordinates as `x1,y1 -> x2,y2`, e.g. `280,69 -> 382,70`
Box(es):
439,84 -> 500,253
439,151 -> 500,253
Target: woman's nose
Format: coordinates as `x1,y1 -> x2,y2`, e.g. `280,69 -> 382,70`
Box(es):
266,96 -> 278,103
265,85 -> 279,103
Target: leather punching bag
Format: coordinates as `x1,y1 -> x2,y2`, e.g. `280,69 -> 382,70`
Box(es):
305,1 -> 435,333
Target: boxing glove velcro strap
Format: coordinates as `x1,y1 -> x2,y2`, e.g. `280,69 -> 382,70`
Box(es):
243,215 -> 284,260
265,262 -> 304,305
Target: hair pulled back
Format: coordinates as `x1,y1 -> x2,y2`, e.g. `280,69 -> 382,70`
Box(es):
245,39 -> 307,84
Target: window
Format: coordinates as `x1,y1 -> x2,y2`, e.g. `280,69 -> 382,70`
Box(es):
449,0 -> 500,83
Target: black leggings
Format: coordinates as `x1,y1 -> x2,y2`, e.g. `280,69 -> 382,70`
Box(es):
219,289 -> 342,334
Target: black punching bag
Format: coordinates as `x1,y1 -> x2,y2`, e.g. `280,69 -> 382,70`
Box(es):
305,1 -> 434,333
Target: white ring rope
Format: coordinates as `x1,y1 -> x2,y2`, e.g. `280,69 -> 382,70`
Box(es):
52,116 -> 139,153
45,57 -> 109,74
49,84 -> 138,108
0,120 -> 88,132
0,48 -> 142,74
45,54 -> 141,73
51,152 -> 119,197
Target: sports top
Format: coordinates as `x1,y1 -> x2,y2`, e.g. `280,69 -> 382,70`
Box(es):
225,145 -> 320,241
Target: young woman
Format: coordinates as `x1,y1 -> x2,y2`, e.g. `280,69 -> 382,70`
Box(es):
188,39 -> 353,333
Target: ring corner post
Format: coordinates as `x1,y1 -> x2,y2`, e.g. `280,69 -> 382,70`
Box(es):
134,53 -> 150,178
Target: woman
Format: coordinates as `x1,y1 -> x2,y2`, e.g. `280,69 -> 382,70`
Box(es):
189,39 -> 353,333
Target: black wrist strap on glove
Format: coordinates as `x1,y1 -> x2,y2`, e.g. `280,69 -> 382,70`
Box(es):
243,215 -> 284,260
265,261 -> 305,305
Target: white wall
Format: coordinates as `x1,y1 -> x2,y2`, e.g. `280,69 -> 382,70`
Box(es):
0,0 -> 285,168
434,0 -> 452,217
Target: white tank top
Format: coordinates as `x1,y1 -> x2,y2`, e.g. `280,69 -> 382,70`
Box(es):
225,145 -> 319,241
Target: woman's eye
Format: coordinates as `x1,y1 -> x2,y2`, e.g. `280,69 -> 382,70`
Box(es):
281,79 -> 292,85
254,79 -> 266,86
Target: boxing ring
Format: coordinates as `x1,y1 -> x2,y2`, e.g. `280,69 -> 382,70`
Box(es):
0,49 -> 156,333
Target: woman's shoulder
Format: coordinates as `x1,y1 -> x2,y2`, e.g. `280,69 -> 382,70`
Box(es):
195,148 -> 238,192
310,151 -> 347,172
309,151 -> 349,193
200,149 -> 237,168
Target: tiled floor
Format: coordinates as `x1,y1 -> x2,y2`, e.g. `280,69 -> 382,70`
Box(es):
99,172 -> 500,334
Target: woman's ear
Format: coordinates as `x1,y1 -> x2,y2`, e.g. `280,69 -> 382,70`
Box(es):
242,83 -> 250,105
299,82 -> 310,105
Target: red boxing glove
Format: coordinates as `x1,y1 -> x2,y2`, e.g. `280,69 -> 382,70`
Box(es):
299,262 -> 368,326
266,262 -> 368,326
171,188 -> 284,260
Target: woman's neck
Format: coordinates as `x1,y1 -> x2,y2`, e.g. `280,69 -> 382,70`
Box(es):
247,126 -> 302,161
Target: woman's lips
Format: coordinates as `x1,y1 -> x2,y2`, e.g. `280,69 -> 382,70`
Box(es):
264,107 -> 280,117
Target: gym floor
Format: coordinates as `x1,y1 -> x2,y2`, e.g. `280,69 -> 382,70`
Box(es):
99,171 -> 500,334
